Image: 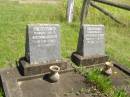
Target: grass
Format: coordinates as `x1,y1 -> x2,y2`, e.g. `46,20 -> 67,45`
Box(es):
75,66 -> 129,97
113,89 -> 129,97
0,0 -> 130,68
0,89 -> 4,97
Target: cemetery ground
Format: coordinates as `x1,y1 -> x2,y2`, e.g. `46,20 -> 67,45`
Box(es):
0,0 -> 130,97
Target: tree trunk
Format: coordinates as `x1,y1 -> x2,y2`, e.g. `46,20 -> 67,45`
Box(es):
67,0 -> 74,23
90,2 -> 124,24
80,0 -> 90,26
92,0 -> 130,11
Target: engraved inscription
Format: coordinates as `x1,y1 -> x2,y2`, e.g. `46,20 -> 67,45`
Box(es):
86,27 -> 102,31
77,24 -> 105,57
85,26 -> 104,44
31,26 -> 58,47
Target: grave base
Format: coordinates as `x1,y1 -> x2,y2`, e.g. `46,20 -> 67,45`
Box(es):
71,52 -> 108,66
0,67 -> 91,97
19,58 -> 68,76
1,63 -> 130,97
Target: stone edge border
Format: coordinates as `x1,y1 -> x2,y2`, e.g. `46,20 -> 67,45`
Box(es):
113,62 -> 130,76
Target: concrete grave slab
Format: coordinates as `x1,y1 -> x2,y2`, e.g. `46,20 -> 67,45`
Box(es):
0,66 -> 106,97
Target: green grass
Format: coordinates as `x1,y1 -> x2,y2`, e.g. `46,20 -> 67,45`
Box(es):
113,89 -> 129,97
0,89 -> 4,97
75,66 -> 129,97
0,0 -> 130,68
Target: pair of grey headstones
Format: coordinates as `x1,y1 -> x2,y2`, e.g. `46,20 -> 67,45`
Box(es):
26,24 -> 105,65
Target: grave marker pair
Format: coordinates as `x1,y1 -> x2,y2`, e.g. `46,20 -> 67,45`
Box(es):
19,24 -> 107,76
0,23 -> 108,97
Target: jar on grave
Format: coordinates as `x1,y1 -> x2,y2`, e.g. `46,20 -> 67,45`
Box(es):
49,65 -> 60,82
104,62 -> 113,76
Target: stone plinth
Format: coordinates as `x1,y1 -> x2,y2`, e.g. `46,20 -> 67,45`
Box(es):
71,52 -> 108,65
19,58 -> 68,76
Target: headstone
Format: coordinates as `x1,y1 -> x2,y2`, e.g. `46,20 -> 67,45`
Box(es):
19,24 -> 67,76
67,0 -> 74,23
26,24 -> 61,64
71,24 -> 108,65
77,24 -> 105,57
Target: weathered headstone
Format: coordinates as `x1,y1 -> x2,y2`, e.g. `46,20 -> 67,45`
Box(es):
67,0 -> 74,23
19,24 -> 67,76
71,24 -> 108,65
77,24 -> 105,56
26,24 -> 61,64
